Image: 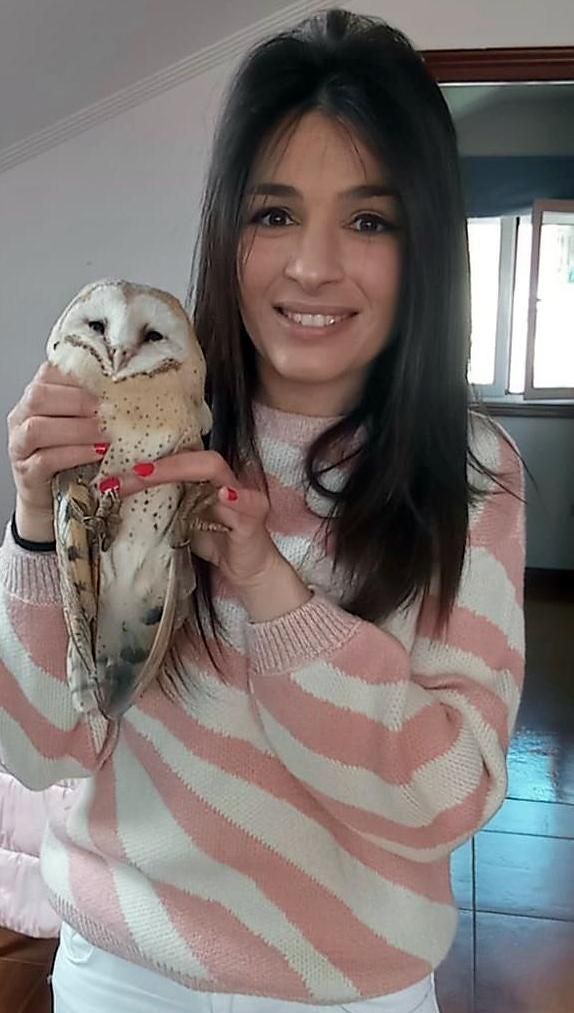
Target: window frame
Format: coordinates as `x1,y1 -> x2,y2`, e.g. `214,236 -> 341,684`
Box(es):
424,44 -> 574,418
524,198 -> 574,400
468,216 -> 517,398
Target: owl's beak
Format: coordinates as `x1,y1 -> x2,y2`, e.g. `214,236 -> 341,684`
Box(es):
112,347 -> 135,373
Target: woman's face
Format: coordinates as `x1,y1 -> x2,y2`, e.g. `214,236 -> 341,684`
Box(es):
238,111 -> 403,416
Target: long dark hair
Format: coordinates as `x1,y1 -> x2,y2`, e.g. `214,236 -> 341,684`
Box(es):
181,7 -> 507,671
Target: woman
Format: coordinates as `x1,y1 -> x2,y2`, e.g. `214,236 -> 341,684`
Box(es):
1,8 -> 524,1013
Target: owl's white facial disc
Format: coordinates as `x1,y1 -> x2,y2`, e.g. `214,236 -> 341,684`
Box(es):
47,282 -> 195,382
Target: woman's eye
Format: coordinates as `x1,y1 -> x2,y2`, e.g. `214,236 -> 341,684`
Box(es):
249,207 -> 293,228
88,320 -> 106,334
144,330 -> 164,343
351,214 -> 391,234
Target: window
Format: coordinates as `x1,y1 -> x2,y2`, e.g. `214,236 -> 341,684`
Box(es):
467,199 -> 574,402
467,218 -> 501,386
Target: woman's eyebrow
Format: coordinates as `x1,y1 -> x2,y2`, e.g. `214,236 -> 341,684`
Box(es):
248,183 -> 298,197
343,183 -> 398,199
248,182 -> 398,198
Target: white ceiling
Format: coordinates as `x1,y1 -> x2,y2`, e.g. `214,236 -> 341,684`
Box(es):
0,0 -> 311,153
2,2 -> 573,168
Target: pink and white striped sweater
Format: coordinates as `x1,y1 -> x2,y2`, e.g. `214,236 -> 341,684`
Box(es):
0,404 -> 524,1004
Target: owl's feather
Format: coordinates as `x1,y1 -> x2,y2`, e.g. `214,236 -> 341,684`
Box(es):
52,464 -> 101,711
47,279 -> 220,719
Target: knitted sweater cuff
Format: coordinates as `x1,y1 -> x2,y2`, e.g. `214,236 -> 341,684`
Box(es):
246,593 -> 361,676
0,521 -> 62,604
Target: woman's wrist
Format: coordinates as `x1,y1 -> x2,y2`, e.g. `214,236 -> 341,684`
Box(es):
14,499 -> 55,544
11,504 -> 56,547
234,554 -> 312,623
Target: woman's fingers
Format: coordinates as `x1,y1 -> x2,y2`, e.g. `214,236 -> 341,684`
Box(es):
9,362 -> 98,425
115,451 -> 239,499
107,449 -> 277,590
9,415 -> 106,460
35,361 -> 79,386
215,485 -> 269,526
22,382 -> 99,420
34,361 -> 92,390
13,444 -> 107,487
187,485 -> 269,535
111,452 -> 270,533
13,441 -> 107,523
6,360 -> 104,517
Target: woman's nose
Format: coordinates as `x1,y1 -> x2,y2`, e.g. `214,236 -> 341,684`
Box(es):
284,223 -> 344,290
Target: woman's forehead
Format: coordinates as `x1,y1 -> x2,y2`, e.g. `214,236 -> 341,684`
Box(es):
252,111 -> 386,187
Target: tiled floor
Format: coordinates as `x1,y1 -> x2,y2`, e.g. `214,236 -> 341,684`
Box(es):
435,573 -> 574,1013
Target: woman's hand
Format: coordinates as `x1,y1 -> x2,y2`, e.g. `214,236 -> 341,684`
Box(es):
114,450 -> 312,621
7,362 -> 107,541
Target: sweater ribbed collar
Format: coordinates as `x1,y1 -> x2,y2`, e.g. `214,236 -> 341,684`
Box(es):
253,400 -> 342,446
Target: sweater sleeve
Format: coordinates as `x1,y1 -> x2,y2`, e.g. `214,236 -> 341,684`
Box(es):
246,431 -> 525,862
0,523 -> 116,790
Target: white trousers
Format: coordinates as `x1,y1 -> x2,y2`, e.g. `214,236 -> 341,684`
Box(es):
52,923 -> 441,1013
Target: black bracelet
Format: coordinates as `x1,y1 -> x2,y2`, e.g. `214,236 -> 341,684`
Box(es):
11,512 -> 56,553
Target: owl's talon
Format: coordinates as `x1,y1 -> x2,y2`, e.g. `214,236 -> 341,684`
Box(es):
167,480 -> 226,547
171,537 -> 191,550
170,516 -> 228,550
80,487 -> 122,552
189,518 -> 228,533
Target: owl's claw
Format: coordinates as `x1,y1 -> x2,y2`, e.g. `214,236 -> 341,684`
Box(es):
83,488 -> 121,552
170,481 -> 227,549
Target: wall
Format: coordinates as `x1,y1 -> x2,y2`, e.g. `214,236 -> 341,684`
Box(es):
0,62 -> 229,525
347,0 -> 574,48
453,92 -> 574,156
493,416 -> 574,570
1,0 -> 573,564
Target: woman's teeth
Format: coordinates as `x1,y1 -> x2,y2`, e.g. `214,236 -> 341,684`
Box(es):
282,310 -> 348,327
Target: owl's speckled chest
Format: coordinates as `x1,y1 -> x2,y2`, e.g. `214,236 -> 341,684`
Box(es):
93,369 -> 203,476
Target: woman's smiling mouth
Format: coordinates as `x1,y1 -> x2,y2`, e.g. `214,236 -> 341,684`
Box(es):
275,305 -> 356,330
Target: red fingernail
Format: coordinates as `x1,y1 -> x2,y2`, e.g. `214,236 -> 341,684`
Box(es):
133,462 -> 155,478
99,477 -> 121,494
94,443 -> 110,456
225,487 -> 239,502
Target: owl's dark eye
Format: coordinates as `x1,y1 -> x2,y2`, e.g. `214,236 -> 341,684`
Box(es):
88,320 -> 106,335
144,330 -> 164,343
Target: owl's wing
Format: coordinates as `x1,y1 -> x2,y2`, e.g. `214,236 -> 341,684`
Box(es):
96,547 -> 183,718
52,465 -> 101,711
100,483 -> 217,716
136,552 -> 180,700
91,428 -> 223,717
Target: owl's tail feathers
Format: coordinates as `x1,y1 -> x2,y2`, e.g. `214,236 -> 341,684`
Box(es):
94,554 -> 182,720
130,539 -> 199,701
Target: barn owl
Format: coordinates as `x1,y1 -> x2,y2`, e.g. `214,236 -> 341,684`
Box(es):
46,279 -> 219,720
